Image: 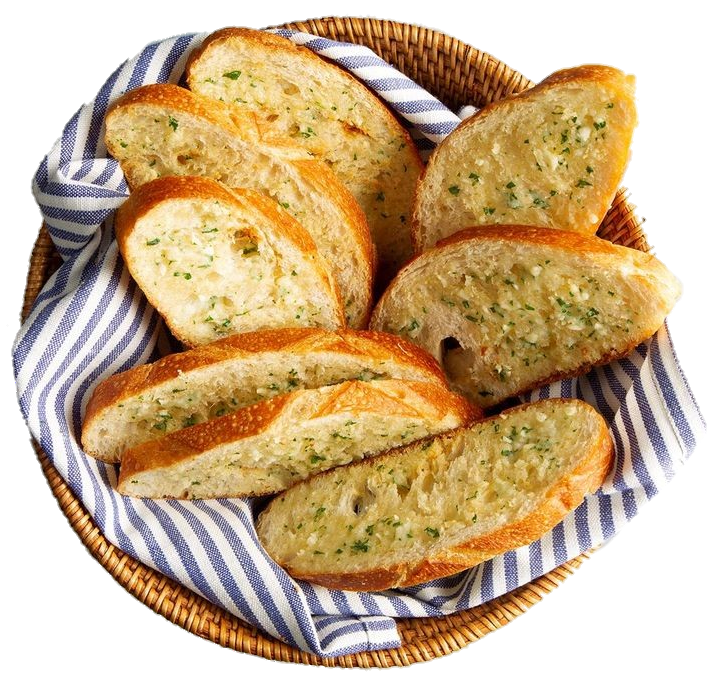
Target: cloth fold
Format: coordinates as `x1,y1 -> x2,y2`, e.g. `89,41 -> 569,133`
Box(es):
13,30 -> 705,657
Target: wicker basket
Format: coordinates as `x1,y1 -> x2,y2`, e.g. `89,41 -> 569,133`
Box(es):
20,17 -> 648,668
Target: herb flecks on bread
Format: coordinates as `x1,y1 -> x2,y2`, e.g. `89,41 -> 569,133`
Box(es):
115,176 -> 344,347
105,83 -> 375,328
370,226 -> 680,407
186,28 -> 423,285
81,328 -> 451,464
257,399 -> 613,590
412,65 -> 637,252
117,379 -> 477,498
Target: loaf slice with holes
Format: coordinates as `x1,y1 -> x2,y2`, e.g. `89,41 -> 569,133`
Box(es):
412,65 -> 637,252
370,225 -> 680,408
105,83 -> 375,327
186,27 -> 424,284
82,328 -> 451,464
117,379 -> 477,497
115,176 -> 344,347
256,398 -> 613,590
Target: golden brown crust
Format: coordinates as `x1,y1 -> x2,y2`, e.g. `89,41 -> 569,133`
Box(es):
266,399 -> 613,591
81,328 -> 452,451
117,379 -> 476,490
411,64 -> 637,251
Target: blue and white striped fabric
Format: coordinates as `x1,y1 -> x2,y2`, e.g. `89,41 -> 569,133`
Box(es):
13,30 -> 705,657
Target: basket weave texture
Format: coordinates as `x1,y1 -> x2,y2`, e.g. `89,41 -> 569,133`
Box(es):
20,16 -> 647,668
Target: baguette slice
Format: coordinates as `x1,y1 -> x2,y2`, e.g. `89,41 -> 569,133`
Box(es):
117,379 -> 478,498
412,65 -> 637,252
370,225 -> 681,408
105,83 -> 375,328
82,328 -> 450,464
115,176 -> 344,346
186,27 -> 424,283
257,398 -> 613,591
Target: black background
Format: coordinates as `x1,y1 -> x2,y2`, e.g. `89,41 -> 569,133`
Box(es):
13,10 -> 711,675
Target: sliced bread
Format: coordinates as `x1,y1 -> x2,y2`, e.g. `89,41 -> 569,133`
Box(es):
82,328 -> 450,464
256,398 -> 613,591
370,225 -> 680,408
412,65 -> 637,252
104,83 -> 375,328
115,176 -> 344,346
117,379 -> 477,498
186,27 -> 424,283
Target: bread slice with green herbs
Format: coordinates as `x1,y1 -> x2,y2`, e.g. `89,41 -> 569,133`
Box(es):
117,379 -> 477,498
256,398 -> 613,591
82,328 -> 451,464
186,27 -> 424,284
412,65 -> 637,252
105,83 -> 375,327
370,225 -> 680,408
115,176 -> 344,347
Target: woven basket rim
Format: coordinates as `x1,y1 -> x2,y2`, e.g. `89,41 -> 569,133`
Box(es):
18,16 -> 646,668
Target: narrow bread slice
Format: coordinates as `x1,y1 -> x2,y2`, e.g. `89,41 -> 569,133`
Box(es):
105,83 -> 375,327
186,27 -> 424,283
117,379 -> 477,498
115,176 -> 344,346
82,328 -> 450,464
256,398 -> 613,591
412,65 -> 637,252
370,226 -> 680,408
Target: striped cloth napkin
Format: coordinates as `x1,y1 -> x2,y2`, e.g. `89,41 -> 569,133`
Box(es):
13,30 -> 705,657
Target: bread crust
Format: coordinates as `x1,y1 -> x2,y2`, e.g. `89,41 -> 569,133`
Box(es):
258,399 -> 613,590
117,379 -> 478,495
370,225 -> 680,407
411,65 -> 637,252
105,83 -> 375,328
81,328 -> 453,459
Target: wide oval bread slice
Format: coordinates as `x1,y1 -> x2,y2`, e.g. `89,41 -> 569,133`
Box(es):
115,176 -> 344,347
412,65 -> 637,252
370,225 -> 680,408
256,398 -> 613,591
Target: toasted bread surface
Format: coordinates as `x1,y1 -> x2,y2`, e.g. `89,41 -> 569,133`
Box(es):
257,399 -> 613,590
370,225 -> 680,407
105,83 -> 375,327
186,27 -> 423,284
412,65 -> 637,251
118,379 -> 477,497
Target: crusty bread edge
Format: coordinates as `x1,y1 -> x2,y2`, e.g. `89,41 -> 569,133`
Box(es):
259,399 -> 613,591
